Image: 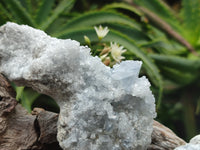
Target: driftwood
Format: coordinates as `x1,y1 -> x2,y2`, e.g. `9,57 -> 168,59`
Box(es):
0,74 -> 186,150
0,74 -> 61,150
148,121 -> 186,150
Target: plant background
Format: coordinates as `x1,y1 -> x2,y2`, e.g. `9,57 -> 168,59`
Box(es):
0,0 -> 200,141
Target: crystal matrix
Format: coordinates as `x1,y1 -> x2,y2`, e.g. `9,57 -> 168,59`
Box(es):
0,22 -> 156,150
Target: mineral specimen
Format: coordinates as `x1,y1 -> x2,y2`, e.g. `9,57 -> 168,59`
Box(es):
0,22 -> 156,150
175,144 -> 200,150
190,135 -> 200,144
175,135 -> 200,150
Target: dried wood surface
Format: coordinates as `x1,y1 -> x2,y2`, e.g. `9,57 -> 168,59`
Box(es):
148,120 -> 186,150
0,74 -> 186,150
0,74 -> 61,150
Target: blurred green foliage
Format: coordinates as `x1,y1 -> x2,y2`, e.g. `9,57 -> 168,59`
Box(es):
0,0 -> 200,141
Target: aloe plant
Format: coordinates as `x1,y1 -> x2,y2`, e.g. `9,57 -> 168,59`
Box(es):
0,0 -> 76,34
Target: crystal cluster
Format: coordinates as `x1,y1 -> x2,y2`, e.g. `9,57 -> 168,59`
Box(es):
175,135 -> 200,150
0,22 -> 156,150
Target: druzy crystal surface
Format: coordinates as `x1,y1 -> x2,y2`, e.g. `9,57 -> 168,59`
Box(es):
175,144 -> 200,150
175,135 -> 200,150
0,22 -> 156,150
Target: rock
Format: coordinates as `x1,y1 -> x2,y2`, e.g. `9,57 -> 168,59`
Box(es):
175,144 -> 200,150
175,135 -> 200,150
190,135 -> 200,144
0,22 -> 156,150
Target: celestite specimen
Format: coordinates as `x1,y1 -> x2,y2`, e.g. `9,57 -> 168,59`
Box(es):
175,135 -> 200,150
0,22 -> 156,150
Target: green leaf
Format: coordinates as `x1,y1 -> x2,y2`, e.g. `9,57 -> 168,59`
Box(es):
160,66 -> 198,85
134,0 -> 181,32
54,11 -> 141,37
2,0 -> 36,26
20,87 -> 41,113
182,94 -> 197,140
145,27 -> 188,55
39,0 -> 75,30
0,3 -> 12,24
15,86 -> 25,101
102,2 -> 142,16
181,0 -> 200,44
58,28 -> 97,41
104,23 -> 150,44
11,84 -> 41,112
18,0 -> 30,12
162,79 -> 182,93
35,0 -> 55,25
196,98 -> 200,115
149,54 -> 200,72
45,17 -> 71,35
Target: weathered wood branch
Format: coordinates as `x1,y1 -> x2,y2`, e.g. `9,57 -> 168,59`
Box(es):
0,74 -> 186,150
0,74 -> 61,150
148,120 -> 186,150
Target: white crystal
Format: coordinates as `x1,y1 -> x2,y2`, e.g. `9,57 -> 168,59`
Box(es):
190,135 -> 200,144
175,144 -> 200,150
0,22 -> 156,150
175,135 -> 200,150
